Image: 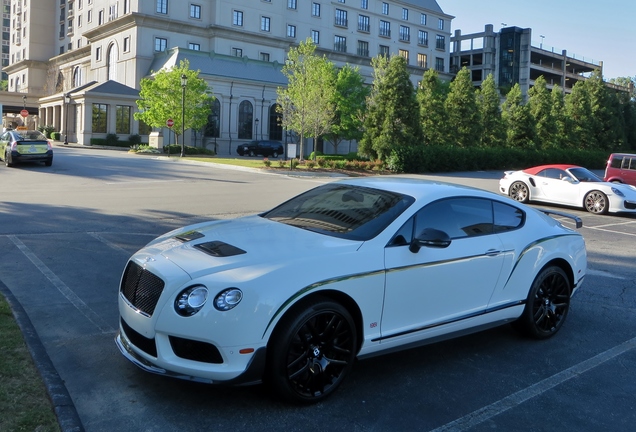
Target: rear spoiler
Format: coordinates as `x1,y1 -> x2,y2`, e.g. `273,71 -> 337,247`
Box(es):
539,209 -> 583,229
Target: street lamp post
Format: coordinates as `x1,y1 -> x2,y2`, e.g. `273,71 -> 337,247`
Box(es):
255,118 -> 259,140
180,74 -> 187,157
540,35 -> 545,49
64,94 -> 71,145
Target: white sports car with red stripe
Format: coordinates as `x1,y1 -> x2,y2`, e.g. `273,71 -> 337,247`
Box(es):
499,164 -> 636,214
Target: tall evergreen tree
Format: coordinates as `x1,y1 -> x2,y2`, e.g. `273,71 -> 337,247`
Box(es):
502,84 -> 535,148
360,55 -> 422,161
550,85 -> 568,148
477,73 -> 505,147
444,67 -> 481,147
565,81 -> 594,149
417,69 -> 448,146
585,70 -> 625,150
527,75 -> 557,149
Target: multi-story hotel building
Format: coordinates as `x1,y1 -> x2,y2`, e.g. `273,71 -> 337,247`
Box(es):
1,0 -> 454,152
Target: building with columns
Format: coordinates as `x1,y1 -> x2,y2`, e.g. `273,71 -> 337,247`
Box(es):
2,0 -> 454,154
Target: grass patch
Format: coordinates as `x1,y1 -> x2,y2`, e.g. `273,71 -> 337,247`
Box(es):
0,296 -> 60,432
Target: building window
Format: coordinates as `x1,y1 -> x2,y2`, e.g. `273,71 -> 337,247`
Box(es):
418,30 -> 428,46
189,43 -> 200,50
233,10 -> 243,26
335,9 -> 347,27
204,99 -> 221,138
87,10 -> 92,22
260,52 -> 270,62
261,16 -> 270,32
73,66 -> 82,87
124,0 -> 130,14
190,4 -> 201,19
379,45 -> 389,57
312,2 -> 320,17
269,104 -> 283,141
155,37 -> 167,52
382,2 -> 389,15
435,57 -> 444,72
334,35 -> 346,53
311,30 -> 319,45
357,40 -> 369,57
361,0 -> 368,9
238,100 -> 253,139
436,34 -> 445,50
287,24 -> 296,38
379,20 -> 390,37
358,15 -> 369,32
156,0 -> 167,14
420,13 -> 426,25
398,49 -> 409,64
138,119 -> 152,135
402,8 -> 408,20
98,10 -> 104,25
78,15 -> 82,27
232,47 -> 242,57
438,18 -> 444,30
123,37 -> 130,52
399,25 -> 410,42
116,105 -> 131,134
338,0 -> 345,3
107,43 -> 117,80
92,103 -> 108,133
417,53 -> 427,68
287,0 -> 297,10
95,46 -> 101,60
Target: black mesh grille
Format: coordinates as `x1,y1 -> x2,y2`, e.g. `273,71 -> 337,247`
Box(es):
121,318 -> 157,357
169,336 -> 223,364
120,261 -> 165,316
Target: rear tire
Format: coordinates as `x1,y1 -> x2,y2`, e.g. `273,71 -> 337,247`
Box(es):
509,181 -> 529,203
513,266 -> 570,339
5,152 -> 13,167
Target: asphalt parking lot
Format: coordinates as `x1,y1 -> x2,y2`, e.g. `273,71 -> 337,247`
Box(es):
1,148 -> 635,431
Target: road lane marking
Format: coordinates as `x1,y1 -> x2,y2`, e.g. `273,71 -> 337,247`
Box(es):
585,225 -> 636,237
8,235 -> 114,334
430,336 -> 636,432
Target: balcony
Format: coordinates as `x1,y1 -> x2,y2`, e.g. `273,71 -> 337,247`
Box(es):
357,48 -> 369,57
379,29 -> 391,38
67,27 -> 73,36
334,18 -> 348,28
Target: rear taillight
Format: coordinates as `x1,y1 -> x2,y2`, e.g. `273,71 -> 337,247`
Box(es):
47,141 -> 52,150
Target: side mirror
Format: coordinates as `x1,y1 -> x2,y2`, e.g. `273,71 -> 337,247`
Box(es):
561,176 -> 576,183
409,228 -> 451,253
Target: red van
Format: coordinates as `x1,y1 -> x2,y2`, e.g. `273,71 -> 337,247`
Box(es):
604,153 -> 636,186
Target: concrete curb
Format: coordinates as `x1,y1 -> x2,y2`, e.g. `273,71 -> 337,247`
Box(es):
0,280 -> 85,432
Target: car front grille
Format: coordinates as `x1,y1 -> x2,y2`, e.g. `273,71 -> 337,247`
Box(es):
169,336 -> 223,364
121,318 -> 157,357
120,260 -> 165,316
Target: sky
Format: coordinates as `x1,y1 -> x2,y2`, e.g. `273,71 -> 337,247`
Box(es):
438,0 -> 636,80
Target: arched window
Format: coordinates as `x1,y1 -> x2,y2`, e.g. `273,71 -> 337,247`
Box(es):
73,66 -> 82,87
269,104 -> 283,141
238,100 -> 253,139
204,99 -> 221,138
107,43 -> 118,80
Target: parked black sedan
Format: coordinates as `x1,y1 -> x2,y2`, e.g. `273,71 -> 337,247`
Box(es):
237,140 -> 284,158
0,130 -> 54,167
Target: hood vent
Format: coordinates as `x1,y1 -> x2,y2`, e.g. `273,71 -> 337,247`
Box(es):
194,241 -> 247,257
174,230 -> 205,242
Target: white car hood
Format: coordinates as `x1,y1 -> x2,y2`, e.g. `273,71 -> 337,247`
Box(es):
139,215 -> 363,279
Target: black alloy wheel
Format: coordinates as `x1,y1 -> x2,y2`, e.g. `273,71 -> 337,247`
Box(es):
513,266 -> 571,339
584,191 -> 608,214
267,298 -> 357,403
509,181 -> 529,203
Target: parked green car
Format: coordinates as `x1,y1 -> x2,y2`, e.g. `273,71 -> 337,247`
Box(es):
0,130 -> 53,167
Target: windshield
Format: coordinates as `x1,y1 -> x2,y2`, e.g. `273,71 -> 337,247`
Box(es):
261,183 -> 415,241
569,167 -> 602,182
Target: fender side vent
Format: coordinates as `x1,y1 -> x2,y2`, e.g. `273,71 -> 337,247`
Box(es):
194,241 -> 246,257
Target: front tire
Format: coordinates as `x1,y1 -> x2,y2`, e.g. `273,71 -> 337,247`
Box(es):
267,298 -> 357,404
249,150 -> 255,157
509,181 -> 529,203
584,191 -> 608,214
513,266 -> 571,339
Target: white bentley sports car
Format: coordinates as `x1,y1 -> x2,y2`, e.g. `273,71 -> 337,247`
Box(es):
499,164 -> 636,214
116,177 -> 586,403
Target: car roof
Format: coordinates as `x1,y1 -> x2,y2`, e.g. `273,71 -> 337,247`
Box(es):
522,164 -> 580,175
331,176 -> 499,202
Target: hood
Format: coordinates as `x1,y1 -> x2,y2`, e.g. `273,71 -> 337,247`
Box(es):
139,215 -> 363,279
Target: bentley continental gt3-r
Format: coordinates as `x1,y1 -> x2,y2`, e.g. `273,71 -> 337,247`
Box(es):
116,177 -> 586,403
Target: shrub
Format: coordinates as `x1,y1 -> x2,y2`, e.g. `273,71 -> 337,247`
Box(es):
130,144 -> 160,154
105,133 -> 120,146
163,144 -> 215,155
316,157 -> 327,168
305,159 -> 317,169
290,158 -> 300,169
128,134 -> 142,145
263,158 -> 271,167
50,132 -> 61,140
277,159 -> 286,168
38,125 -> 56,138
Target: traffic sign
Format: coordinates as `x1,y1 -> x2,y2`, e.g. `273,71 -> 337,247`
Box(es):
166,118 -> 174,128
20,109 -> 29,117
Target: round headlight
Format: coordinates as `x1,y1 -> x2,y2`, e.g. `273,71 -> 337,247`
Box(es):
214,288 -> 243,311
175,285 -> 208,317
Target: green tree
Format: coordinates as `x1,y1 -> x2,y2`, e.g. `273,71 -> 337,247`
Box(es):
417,68 -> 449,146
527,75 -> 557,149
325,64 -> 369,155
278,38 -> 336,160
477,73 -> 505,147
360,55 -> 423,161
565,81 -> 594,149
502,84 -> 535,148
585,70 -> 625,150
444,67 -> 481,147
550,85 -> 567,148
135,60 -> 213,146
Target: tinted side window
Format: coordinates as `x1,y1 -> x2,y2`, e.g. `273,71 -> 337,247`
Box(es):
415,197 -> 493,239
626,157 -> 635,170
611,155 -> 623,169
540,168 -> 567,179
493,201 -> 524,233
